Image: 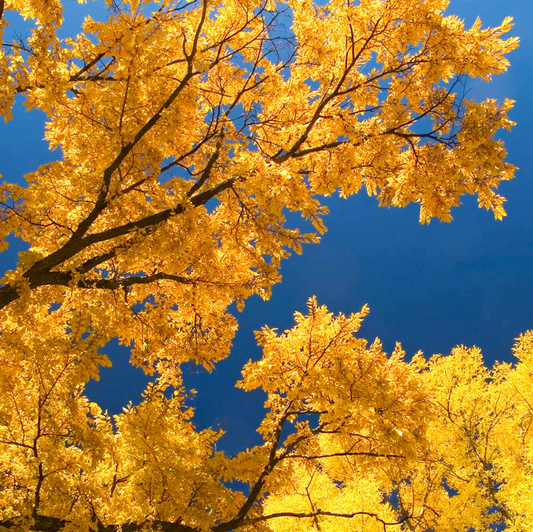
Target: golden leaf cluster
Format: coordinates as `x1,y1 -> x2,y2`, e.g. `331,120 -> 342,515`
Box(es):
0,0 -> 527,530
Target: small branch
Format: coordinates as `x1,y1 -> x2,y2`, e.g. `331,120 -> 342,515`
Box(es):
71,53 -> 107,80
79,272 -> 195,290
186,143 -> 222,198
217,510 -> 406,532
287,451 -> 405,460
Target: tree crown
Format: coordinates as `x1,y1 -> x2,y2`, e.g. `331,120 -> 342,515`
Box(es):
0,0 -> 527,531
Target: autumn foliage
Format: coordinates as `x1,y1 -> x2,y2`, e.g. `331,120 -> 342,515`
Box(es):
0,0 -> 529,530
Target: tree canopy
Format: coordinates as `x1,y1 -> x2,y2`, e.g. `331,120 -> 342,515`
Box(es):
0,0 -> 529,531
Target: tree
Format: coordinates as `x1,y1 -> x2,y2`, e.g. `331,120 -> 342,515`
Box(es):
0,0 -> 526,530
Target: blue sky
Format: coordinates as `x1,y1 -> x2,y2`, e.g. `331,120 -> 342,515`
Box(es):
1,0 -> 532,456
184,0 -> 533,454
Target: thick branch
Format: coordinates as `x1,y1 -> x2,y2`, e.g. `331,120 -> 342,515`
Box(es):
229,407 -> 292,525
81,176 -> 237,248
24,271 -> 195,290
1,508 -> 406,532
66,68 -> 197,246
0,516 -> 197,532
0,178 -> 237,310
12,0 -> 212,287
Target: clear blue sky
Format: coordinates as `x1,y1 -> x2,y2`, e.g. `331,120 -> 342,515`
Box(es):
0,0 -> 531,456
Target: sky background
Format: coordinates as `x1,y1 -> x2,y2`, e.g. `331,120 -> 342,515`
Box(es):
0,0 -> 532,456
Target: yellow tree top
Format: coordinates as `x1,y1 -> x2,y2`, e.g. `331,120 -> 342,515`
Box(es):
0,0 -> 525,531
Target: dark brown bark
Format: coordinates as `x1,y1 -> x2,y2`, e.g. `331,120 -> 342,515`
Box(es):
0,176 -> 237,310
0,516 -> 198,532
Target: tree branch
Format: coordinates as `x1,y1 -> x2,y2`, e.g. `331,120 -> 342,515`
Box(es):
0,516 -> 197,532
0,178 -> 238,310
286,451 -> 405,460
217,509 -> 407,532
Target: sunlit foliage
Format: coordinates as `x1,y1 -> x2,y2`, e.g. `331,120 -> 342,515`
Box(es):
0,0 -> 527,530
